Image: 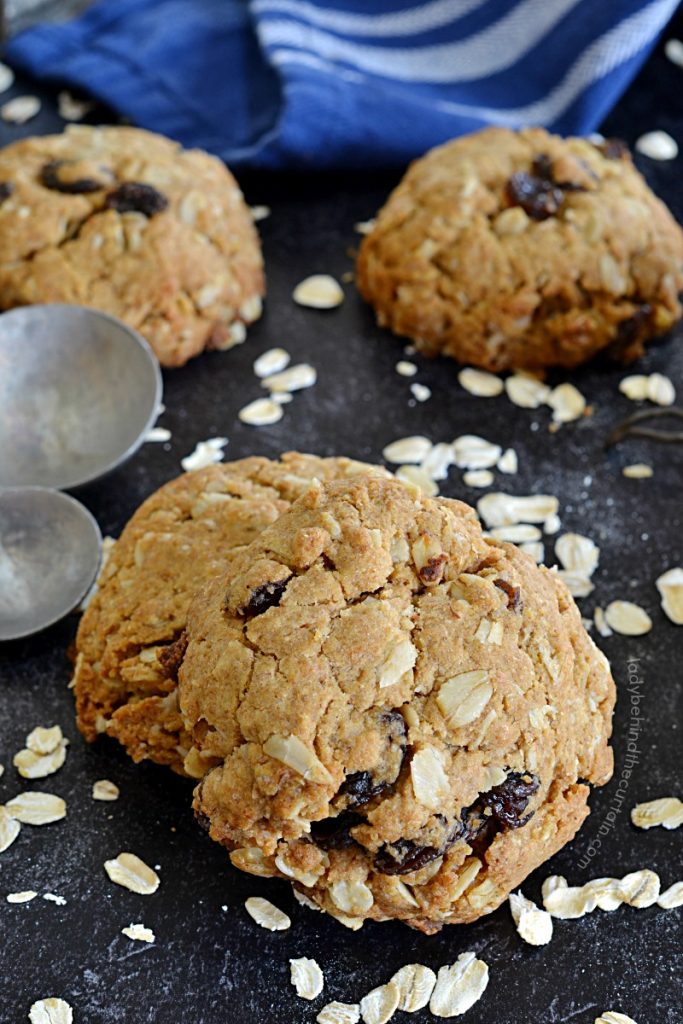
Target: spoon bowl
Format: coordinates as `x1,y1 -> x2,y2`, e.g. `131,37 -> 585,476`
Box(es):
0,304 -> 162,489
0,487 -> 102,641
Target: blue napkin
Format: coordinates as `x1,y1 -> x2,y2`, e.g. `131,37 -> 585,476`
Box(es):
4,0 -> 678,168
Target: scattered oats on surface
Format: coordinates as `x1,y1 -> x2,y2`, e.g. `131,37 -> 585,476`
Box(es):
354,219 -> 376,235
505,372 -> 550,408
238,398 -> 283,426
0,62 -> 15,93
520,541 -> 544,563
635,130 -> 678,160
254,347 -> 290,378
619,869 -> 660,908
477,492 -> 559,528
509,890 -> 553,945
420,442 -> 453,481
656,567 -> 683,624
26,726 -> 64,755
317,1002 -> 360,1024
244,896 -> 290,930
293,274 -> 344,309
647,372 -> 676,406
360,982 -> 400,1024
595,1013 -> 638,1024
604,600 -> 652,636
1,95 -> 41,123
631,796 -> 683,830
293,888 -> 322,912
262,363 -> 316,392
555,533 -> 599,578
544,512 -> 561,535
122,923 -> 155,943
250,205 -> 271,221
619,374 -> 649,400
7,890 -> 37,903
396,360 -> 418,377
14,744 -> 67,780
429,953 -> 489,1018
657,881 -> 683,909
144,426 -> 171,442
666,37 -> 683,65
488,524 -> 541,543
92,779 -> 120,801
452,435 -> 502,470
57,90 -> 94,121
390,965 -> 436,1013
0,807 -> 21,853
556,570 -> 594,598
180,437 -> 228,472
43,893 -> 67,906
0,764 -> 3,778
29,998 -> 73,1024
458,367 -> 503,397
396,465 -> 439,497
289,957 -> 324,1000
463,469 -> 494,488
497,448 -> 518,474
410,382 -> 431,402
271,391 -> 293,405
5,792 -> 66,826
382,436 -> 432,465
541,875 -> 567,902
622,463 -> 653,479
585,877 -> 624,912
104,852 -> 160,895
594,607 -> 613,637
542,883 -> 597,919
547,382 -> 586,423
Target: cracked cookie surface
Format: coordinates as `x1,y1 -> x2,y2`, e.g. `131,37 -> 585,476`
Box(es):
179,476 -> 615,931
74,454 -> 387,773
0,125 -> 264,366
357,126 -> 683,371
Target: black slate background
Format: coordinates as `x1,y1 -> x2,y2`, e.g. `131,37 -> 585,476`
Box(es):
1,17 -> 683,1024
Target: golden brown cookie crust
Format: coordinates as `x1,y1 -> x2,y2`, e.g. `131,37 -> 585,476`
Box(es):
73,453 -> 388,773
0,125 -> 264,367
356,127 -> 683,371
179,476 -> 615,931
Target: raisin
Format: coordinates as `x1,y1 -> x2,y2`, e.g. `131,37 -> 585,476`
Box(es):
463,770 -> 540,850
597,137 -> 629,160
239,577 -> 290,617
158,632 -> 188,681
195,809 -> 212,834
418,554 -> 448,585
105,181 -> 169,216
0,182 -> 13,204
494,578 -> 522,612
506,171 -> 565,221
607,304 -> 652,360
40,159 -> 107,194
339,771 -> 385,807
311,811 -> 364,851
374,819 -> 465,876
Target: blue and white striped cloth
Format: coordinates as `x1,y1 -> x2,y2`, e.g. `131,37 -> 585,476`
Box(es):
4,0 -> 679,167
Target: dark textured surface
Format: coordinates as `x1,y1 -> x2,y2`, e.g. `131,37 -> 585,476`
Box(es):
1,21 -> 683,1024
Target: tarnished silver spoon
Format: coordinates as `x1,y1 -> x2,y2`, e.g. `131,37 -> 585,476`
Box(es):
0,487 -> 102,641
0,304 -> 162,490
0,305 -> 162,640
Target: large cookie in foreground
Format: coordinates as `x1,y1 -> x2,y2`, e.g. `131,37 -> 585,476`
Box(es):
356,127 -> 683,371
0,125 -> 264,367
73,454 -> 388,774
180,476 -> 615,932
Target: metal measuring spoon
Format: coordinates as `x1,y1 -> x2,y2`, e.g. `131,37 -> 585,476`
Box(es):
0,304 -> 162,489
0,487 -> 102,641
